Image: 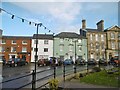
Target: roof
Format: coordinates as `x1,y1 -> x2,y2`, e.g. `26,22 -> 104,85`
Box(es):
104,25 -> 120,31
2,36 -> 32,39
55,32 -> 86,39
80,28 -> 105,33
33,34 -> 53,40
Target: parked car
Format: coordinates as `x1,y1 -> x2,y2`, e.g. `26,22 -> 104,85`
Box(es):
75,58 -> 86,65
17,58 -> 28,66
108,57 -> 120,66
2,57 -> 6,66
37,59 -> 46,66
98,58 -> 107,65
6,58 -> 18,67
63,59 -> 73,65
87,58 -> 97,65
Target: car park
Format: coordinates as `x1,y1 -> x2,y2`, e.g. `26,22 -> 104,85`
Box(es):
63,59 -> 73,65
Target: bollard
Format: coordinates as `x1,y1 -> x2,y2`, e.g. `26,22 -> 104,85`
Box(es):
32,70 -> 35,90
74,65 -> 76,74
54,65 -> 56,79
63,65 -> 65,82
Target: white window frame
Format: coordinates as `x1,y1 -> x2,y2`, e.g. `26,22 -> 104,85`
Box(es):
1,40 -> 6,44
111,42 -> 115,49
44,40 -> 48,44
60,45 -> 63,51
11,47 -> 17,52
90,34 -> 93,41
22,47 -> 27,52
11,40 -> 16,44
69,45 -> 73,51
101,35 -> 104,41
111,33 -> 115,39
95,34 -> 98,41
22,40 -> 27,45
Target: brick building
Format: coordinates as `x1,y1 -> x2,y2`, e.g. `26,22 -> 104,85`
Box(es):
0,36 -> 32,62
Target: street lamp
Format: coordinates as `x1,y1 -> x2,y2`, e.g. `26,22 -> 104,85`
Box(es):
33,23 -> 42,89
73,40 -> 78,74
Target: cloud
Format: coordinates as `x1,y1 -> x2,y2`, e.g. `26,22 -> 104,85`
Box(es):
11,2 -> 81,23
2,0 -> 119,2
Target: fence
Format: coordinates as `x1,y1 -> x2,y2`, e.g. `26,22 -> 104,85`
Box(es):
1,63 -> 95,90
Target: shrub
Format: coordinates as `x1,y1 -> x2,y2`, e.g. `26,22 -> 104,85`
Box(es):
49,79 -> 59,90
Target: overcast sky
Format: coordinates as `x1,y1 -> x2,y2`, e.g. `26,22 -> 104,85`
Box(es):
0,0 -> 119,36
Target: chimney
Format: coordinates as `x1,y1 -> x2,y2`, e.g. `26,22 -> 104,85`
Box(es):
96,20 -> 104,31
82,19 -> 86,29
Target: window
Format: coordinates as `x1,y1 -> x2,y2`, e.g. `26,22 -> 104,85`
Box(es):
2,40 -> 6,44
22,47 -> 27,52
12,40 -> 16,44
111,42 -> 115,49
111,33 -> 115,39
0,46 -> 2,52
79,46 -> 82,51
34,40 -> 38,44
78,39 -> 82,43
90,34 -> 93,41
95,34 -> 98,41
44,40 -> 48,44
60,39 -> 63,43
1,47 -> 5,52
90,43 -> 93,50
96,43 -> 99,50
11,47 -> 17,52
101,44 -> 104,50
60,45 -> 63,51
44,48 -> 48,52
69,45 -> 73,51
119,42 -> 120,48
101,35 -> 104,41
22,40 -> 27,44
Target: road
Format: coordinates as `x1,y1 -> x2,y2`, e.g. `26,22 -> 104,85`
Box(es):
1,63 -> 111,89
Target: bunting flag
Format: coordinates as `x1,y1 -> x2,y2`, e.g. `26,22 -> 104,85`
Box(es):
0,8 -> 56,35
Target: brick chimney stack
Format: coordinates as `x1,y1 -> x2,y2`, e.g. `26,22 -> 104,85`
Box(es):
82,19 -> 86,29
96,20 -> 104,31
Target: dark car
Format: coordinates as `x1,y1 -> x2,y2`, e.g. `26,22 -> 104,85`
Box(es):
17,58 -> 28,66
99,58 -> 107,65
37,59 -> 46,66
63,59 -> 73,65
6,58 -> 18,67
87,58 -> 97,65
2,58 -> 6,66
76,58 -> 86,65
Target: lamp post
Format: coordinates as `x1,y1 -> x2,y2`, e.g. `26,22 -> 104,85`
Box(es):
73,40 -> 77,74
33,23 -> 42,89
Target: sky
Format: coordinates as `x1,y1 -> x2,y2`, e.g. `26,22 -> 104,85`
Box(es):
0,0 -> 119,36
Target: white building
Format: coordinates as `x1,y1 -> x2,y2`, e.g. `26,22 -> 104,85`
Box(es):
31,34 -> 53,62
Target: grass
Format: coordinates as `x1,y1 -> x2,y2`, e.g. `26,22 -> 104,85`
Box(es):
80,67 -> 120,87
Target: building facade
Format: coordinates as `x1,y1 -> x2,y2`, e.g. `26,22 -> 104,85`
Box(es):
80,20 -> 106,61
31,34 -> 53,62
54,32 -> 87,62
104,25 -> 120,60
0,36 -> 32,62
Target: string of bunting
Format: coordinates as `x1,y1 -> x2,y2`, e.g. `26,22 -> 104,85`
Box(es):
0,8 -> 55,35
